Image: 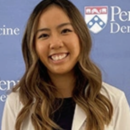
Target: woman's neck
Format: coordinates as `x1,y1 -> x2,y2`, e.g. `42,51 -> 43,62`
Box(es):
48,71 -> 75,98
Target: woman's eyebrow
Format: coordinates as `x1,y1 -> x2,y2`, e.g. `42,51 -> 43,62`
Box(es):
35,23 -> 72,34
57,22 -> 72,29
35,28 -> 50,35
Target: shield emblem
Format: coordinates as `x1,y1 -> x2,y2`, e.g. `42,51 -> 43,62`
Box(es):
85,6 -> 108,33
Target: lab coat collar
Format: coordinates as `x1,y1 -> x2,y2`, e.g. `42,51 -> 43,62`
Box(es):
71,104 -> 87,130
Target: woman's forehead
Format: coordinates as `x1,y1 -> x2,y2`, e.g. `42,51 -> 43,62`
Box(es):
37,5 -> 71,28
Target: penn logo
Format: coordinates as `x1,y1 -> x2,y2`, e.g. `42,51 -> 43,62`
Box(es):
85,6 -> 108,33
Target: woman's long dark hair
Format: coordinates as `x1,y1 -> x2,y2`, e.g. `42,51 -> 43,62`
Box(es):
12,0 -> 113,130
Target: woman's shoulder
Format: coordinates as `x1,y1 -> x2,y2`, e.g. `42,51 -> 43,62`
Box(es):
7,91 -> 20,102
101,83 -> 130,129
101,82 -> 128,108
101,82 -> 124,97
2,91 -> 24,130
5,91 -> 24,112
7,90 -> 19,97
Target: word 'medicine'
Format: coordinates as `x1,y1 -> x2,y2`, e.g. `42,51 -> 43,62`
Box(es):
0,25 -> 20,36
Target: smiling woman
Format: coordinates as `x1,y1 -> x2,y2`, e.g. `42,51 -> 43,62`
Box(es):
1,0 -> 130,130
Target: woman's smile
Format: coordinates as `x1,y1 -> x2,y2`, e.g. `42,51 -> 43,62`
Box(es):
49,52 -> 69,61
49,52 -> 69,64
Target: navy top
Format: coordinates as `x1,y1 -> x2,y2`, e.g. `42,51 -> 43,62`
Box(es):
53,98 -> 76,130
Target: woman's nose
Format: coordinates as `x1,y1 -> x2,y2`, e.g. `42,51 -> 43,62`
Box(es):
49,36 -> 63,49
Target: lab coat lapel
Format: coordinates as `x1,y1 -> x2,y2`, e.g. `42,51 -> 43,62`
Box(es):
71,104 -> 86,130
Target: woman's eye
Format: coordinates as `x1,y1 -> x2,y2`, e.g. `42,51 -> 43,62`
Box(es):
38,34 -> 49,39
61,29 -> 72,34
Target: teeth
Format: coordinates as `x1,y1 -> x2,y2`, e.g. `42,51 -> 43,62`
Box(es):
51,54 -> 67,61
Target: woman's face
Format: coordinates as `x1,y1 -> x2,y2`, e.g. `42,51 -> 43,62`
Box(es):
35,5 -> 80,76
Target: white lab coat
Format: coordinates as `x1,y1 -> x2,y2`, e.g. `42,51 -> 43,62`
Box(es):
1,82 -> 130,130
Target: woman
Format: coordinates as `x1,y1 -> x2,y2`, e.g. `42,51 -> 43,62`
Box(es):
1,0 -> 130,130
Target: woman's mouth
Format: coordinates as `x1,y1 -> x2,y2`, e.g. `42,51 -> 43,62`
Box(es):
49,53 -> 68,61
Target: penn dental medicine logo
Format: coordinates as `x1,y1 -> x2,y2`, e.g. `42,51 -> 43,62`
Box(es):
85,6 -> 130,34
85,6 -> 108,33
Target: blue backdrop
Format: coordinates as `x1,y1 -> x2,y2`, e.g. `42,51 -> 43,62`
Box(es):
0,0 -> 130,128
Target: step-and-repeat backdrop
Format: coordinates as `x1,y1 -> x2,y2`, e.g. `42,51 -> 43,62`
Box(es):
0,0 -> 130,128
